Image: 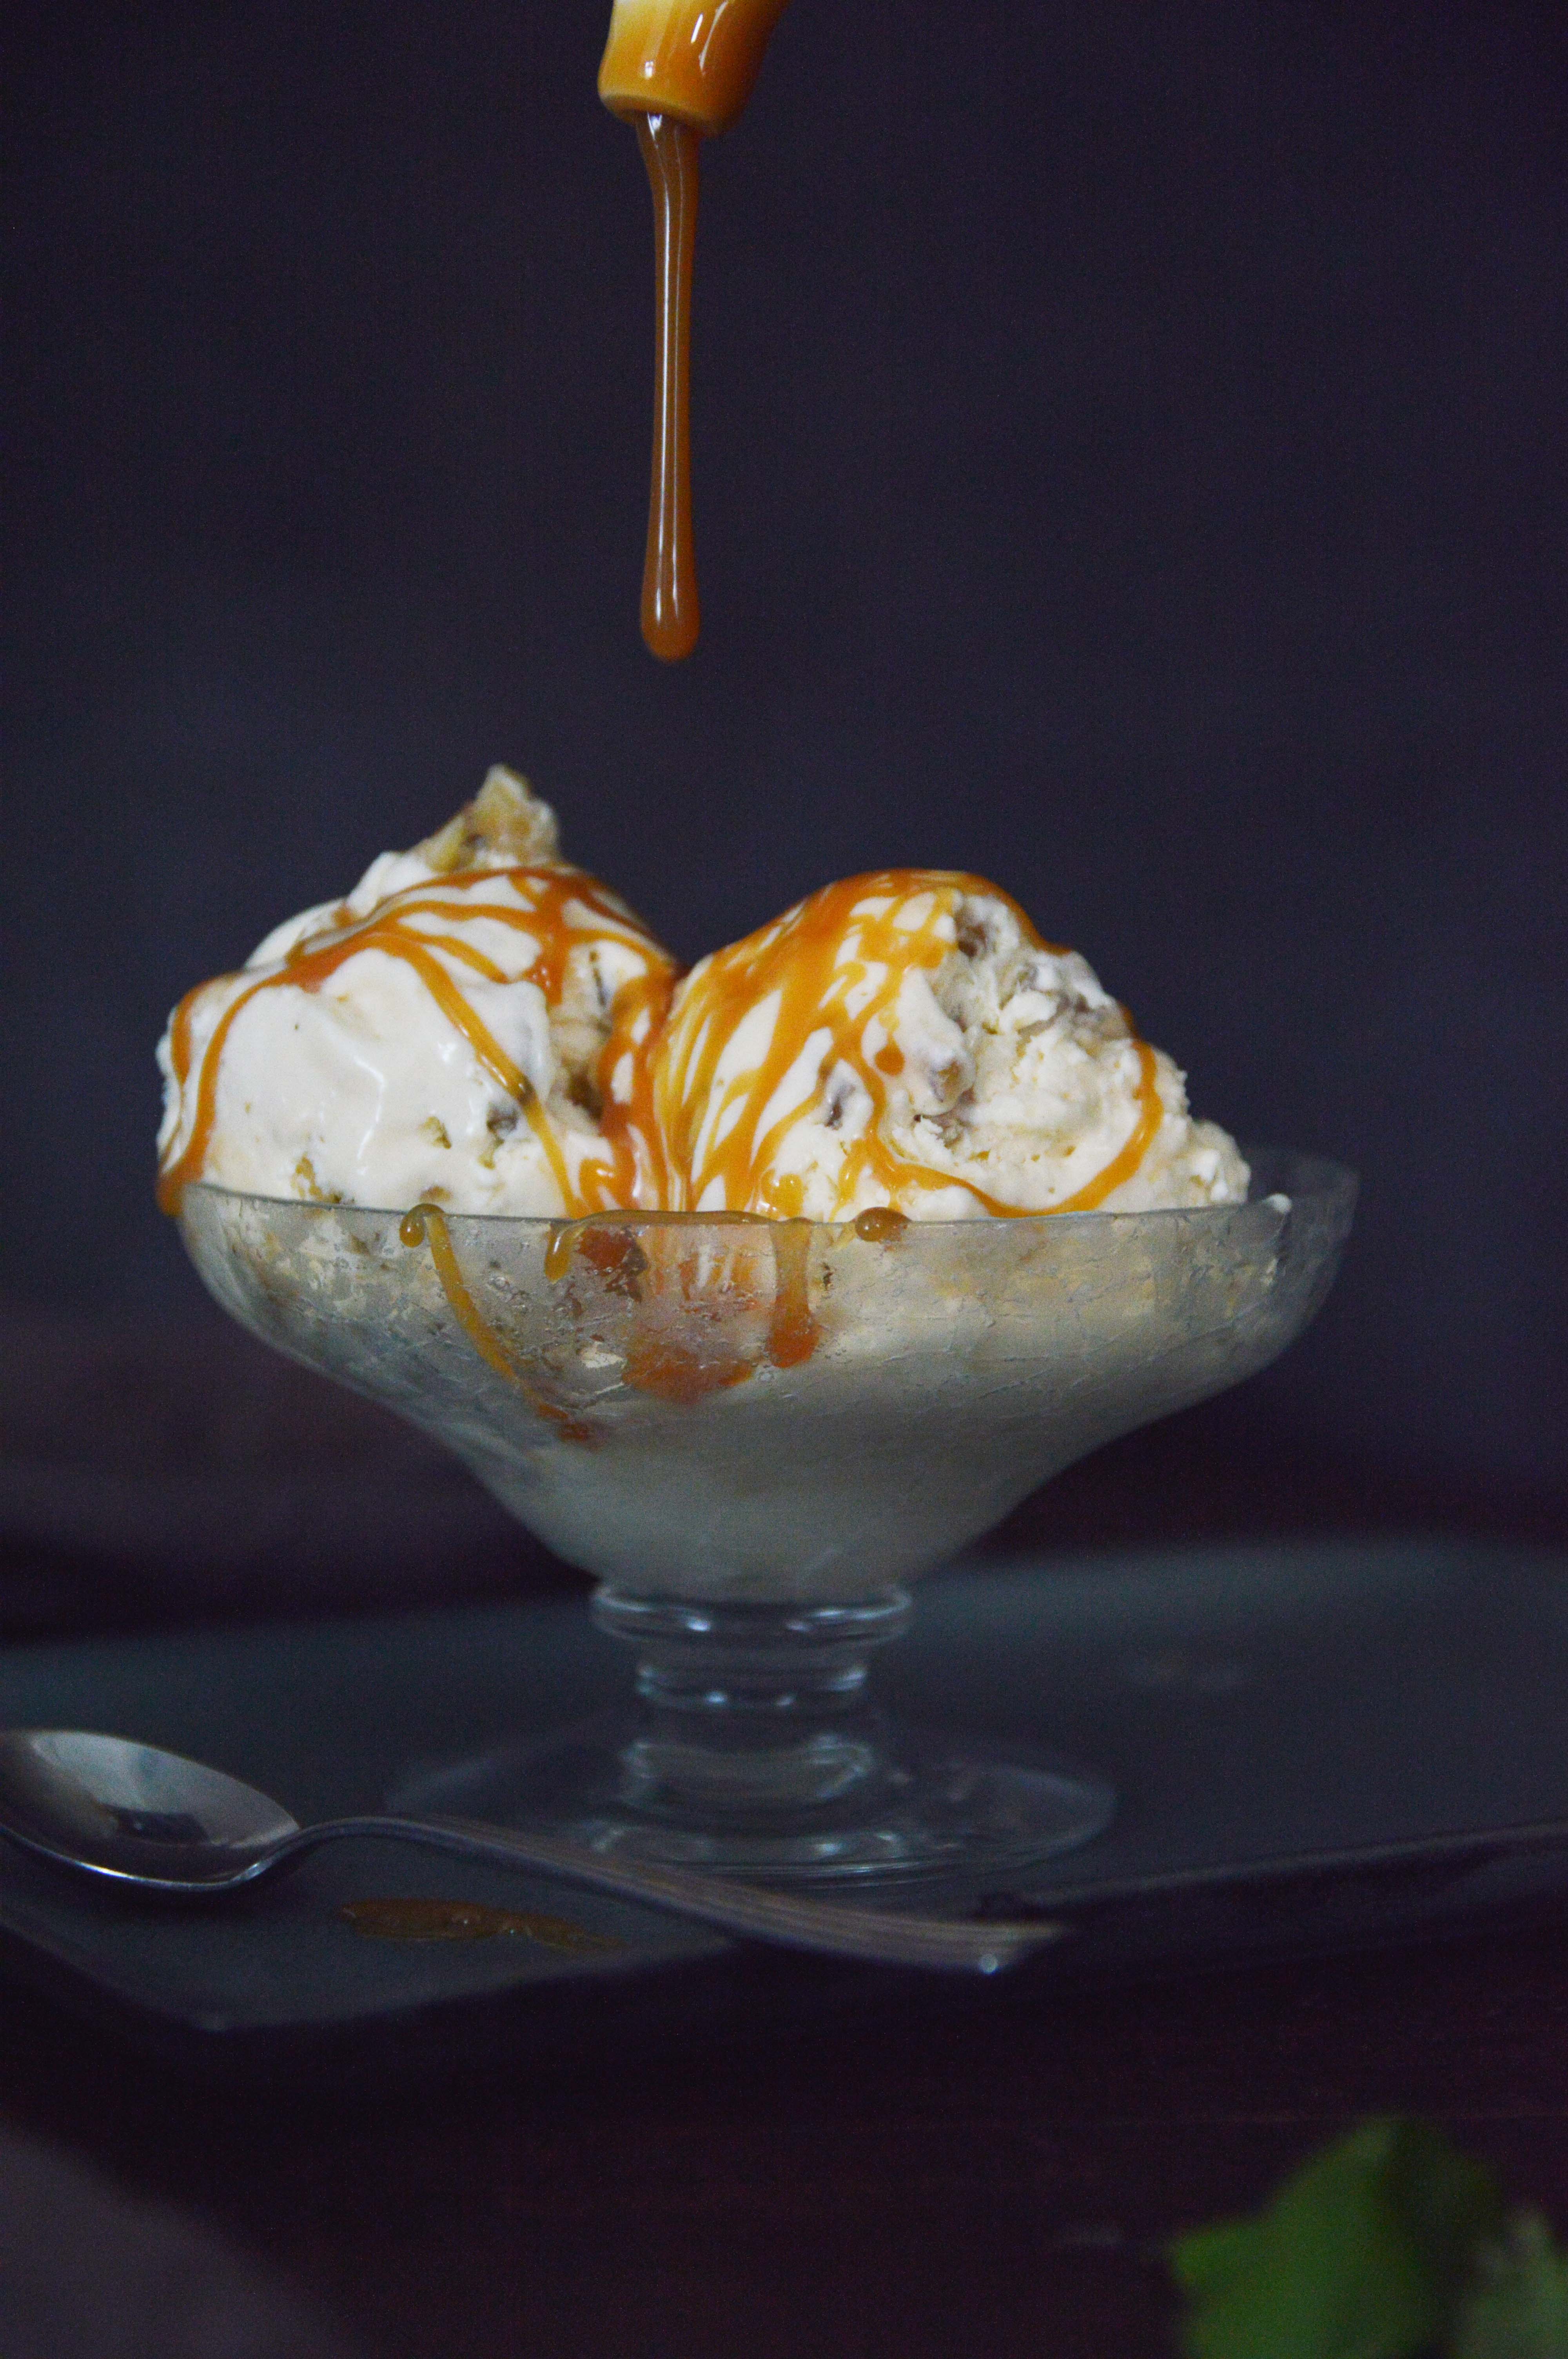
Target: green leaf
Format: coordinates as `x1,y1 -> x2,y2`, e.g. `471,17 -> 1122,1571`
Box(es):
1451,2210 -> 1568,2358
1169,2119 -> 1504,2359
1389,2123 -> 1509,2310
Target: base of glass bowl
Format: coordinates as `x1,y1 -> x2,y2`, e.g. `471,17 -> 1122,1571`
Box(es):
387,1586 -> 1116,1884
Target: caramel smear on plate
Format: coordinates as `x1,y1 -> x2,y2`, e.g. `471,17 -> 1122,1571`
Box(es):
342,1897 -> 624,1955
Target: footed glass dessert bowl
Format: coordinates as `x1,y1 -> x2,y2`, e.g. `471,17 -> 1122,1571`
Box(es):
180,1150 -> 1355,1884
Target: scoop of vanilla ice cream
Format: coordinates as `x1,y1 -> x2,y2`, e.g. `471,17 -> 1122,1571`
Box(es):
650,870 -> 1248,1220
157,768 -> 678,1216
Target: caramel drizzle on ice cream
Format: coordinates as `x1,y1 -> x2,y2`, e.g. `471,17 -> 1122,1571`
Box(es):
162,859 -> 1162,1229
652,870 -> 1163,1219
157,865 -> 677,1218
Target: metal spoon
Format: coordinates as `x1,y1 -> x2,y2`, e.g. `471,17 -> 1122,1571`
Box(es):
0,1730 -> 1060,1975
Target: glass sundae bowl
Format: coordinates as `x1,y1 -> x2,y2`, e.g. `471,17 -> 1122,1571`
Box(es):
180,1150 -> 1354,1885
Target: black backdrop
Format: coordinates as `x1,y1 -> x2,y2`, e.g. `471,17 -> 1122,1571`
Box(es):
6,0 -> 1566,1529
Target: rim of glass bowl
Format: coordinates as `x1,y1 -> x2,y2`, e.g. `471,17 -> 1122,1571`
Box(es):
181,1147 -> 1356,1233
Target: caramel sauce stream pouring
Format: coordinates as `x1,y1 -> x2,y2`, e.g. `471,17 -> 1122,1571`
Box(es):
599,0 -> 793,660
634,114 -> 701,660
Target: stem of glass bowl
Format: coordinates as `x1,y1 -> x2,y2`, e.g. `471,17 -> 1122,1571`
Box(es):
387,1579 -> 1114,1881
591,1587 -> 910,1819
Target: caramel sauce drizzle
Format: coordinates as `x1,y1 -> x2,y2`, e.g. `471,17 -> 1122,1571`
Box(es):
163,859 -> 1159,1238
567,1219 -> 761,1404
158,863 -> 677,1219
637,114 -> 701,662
542,1209 -> 815,1400
1052,1035 -> 1163,1213
601,0 -> 792,657
766,1219 -> 818,1367
625,1326 -> 757,1405
652,870 -> 1163,1220
400,1200 -> 596,1445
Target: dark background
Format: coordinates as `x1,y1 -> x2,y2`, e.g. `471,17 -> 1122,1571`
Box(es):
6,0 -> 1567,1554
5,18 -> 1568,2357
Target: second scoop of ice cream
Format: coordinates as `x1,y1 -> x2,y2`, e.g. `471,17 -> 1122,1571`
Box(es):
649,870 -> 1248,1220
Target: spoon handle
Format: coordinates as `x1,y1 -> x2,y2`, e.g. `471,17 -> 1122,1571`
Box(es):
290,1814 -> 1061,1974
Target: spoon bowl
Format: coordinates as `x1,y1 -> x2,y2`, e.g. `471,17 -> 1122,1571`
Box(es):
0,1730 -> 298,1887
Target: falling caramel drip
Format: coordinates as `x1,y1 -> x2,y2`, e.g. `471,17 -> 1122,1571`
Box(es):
602,1 -> 793,656
637,114 -> 701,662
158,863 -> 677,1219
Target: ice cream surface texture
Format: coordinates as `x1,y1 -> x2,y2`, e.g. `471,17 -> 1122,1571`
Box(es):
651,872 -> 1248,1219
158,777 -> 1247,1220
157,769 -> 679,1218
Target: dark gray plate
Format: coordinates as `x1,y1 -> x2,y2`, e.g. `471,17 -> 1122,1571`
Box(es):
0,1539 -> 1564,2068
